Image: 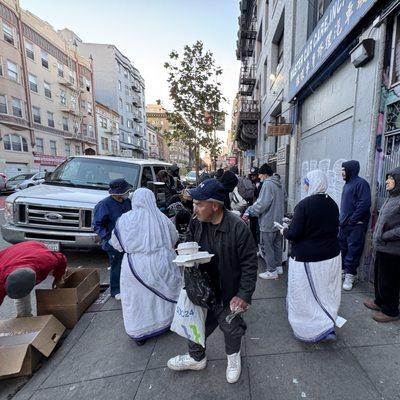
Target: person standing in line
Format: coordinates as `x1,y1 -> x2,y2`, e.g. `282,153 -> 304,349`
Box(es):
243,164 -> 285,280
220,170 -> 238,211
283,170 -> 341,342
248,167 -> 262,244
339,160 -> 371,291
364,168 -> 400,322
93,178 -> 132,300
167,179 -> 257,384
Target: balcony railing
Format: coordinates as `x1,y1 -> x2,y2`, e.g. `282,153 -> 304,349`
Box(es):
239,62 -> 256,96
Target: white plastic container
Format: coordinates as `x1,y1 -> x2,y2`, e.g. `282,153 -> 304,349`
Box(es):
176,242 -> 200,255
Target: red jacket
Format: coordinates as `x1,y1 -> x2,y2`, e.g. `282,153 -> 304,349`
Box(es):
0,241 -> 67,305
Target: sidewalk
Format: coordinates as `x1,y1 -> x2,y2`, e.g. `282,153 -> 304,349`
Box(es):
2,268 -> 400,400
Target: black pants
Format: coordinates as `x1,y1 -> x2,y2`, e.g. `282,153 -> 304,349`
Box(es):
249,216 -> 260,244
188,305 -> 246,361
374,251 -> 400,317
338,224 -> 367,275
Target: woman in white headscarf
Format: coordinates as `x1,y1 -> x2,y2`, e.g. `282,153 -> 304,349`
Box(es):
110,188 -> 182,345
283,170 -> 342,342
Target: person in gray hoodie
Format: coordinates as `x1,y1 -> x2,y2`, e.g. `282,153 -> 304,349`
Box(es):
364,167 -> 400,322
244,164 -> 285,280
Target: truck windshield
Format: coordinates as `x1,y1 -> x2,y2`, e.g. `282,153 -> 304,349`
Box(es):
45,157 -> 140,189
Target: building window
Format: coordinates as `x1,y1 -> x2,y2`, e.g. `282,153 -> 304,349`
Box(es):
125,85 -> 129,96
41,51 -> 49,69
47,111 -> 54,127
57,62 -> 64,77
60,90 -> 66,105
119,98 -> 123,109
70,95 -> 76,111
118,80 -> 122,91
126,103 -> 130,112
0,57 -> 3,76
100,116 -> 107,129
277,31 -> 284,69
7,60 -> 18,82
25,41 -> 34,60
4,134 -> 28,152
75,145 -> 81,155
80,99 -> 86,110
32,106 -> 41,124
28,73 -> 37,92
44,81 -> 51,99
0,94 -> 7,114
127,119 -> 132,128
65,143 -> 71,157
79,75 -> 84,88
101,137 -> 109,151
3,22 -> 14,46
307,0 -> 332,38
87,102 -> 92,114
69,71 -> 74,85
88,125 -> 94,138
112,140 -> 118,154
12,98 -> 22,117
82,123 -> 88,134
50,140 -> 57,156
124,68 -> 128,78
36,137 -> 44,154
62,116 -> 68,131
120,115 -> 124,126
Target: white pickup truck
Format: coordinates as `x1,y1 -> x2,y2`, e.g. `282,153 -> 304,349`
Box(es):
2,156 -> 171,251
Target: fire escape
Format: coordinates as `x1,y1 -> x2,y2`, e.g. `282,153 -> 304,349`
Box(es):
235,0 -> 259,151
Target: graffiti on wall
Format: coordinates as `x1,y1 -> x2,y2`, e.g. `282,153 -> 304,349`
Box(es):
301,158 -> 347,205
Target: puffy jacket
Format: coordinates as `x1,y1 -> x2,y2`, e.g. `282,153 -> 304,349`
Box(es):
246,175 -> 285,232
339,160 -> 371,227
373,167 -> 400,256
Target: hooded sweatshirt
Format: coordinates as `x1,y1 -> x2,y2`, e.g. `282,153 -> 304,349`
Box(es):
339,160 -> 371,227
246,175 -> 284,232
373,167 -> 400,256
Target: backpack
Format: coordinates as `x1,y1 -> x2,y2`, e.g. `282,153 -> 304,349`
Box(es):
237,176 -> 255,201
230,187 -> 248,212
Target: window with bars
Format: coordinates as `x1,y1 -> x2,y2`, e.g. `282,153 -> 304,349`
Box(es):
28,74 -> 38,92
41,51 -> 49,69
7,60 -> 18,82
25,41 -> 34,60
12,98 -> 22,117
3,22 -> 14,46
47,111 -> 54,127
36,138 -> 44,154
32,106 -> 41,123
3,134 -> 28,152
0,94 -> 7,114
44,82 -> 51,98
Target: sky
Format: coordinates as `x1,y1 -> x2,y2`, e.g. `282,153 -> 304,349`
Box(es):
20,0 -> 241,143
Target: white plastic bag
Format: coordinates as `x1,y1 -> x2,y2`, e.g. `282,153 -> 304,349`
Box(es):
171,288 -> 207,347
230,187 -> 247,212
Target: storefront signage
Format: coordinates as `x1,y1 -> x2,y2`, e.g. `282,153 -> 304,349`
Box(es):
33,153 -> 66,166
289,0 -> 379,101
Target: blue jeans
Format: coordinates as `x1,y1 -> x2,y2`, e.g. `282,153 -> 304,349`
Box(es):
107,249 -> 124,296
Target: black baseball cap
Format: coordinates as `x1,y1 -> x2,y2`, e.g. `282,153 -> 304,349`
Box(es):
188,179 -> 226,203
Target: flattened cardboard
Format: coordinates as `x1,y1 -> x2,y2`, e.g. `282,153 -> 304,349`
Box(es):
36,268 -> 100,329
0,315 -> 65,380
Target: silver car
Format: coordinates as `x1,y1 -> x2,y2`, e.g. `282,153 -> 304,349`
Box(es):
18,172 -> 46,190
3,174 -> 34,193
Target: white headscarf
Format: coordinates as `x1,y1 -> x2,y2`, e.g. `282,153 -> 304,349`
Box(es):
305,169 -> 328,196
114,188 -> 178,254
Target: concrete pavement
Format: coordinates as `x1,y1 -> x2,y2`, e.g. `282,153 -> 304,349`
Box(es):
2,267 -> 400,400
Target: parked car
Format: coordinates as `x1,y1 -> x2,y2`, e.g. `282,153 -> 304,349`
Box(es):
3,174 -> 34,193
183,171 -> 197,187
2,156 -> 171,250
18,172 -> 46,190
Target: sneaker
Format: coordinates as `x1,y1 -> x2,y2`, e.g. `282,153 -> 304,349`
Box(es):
372,311 -> 400,323
276,266 -> 284,275
114,294 -> 121,301
167,354 -> 207,371
320,332 -> 337,343
259,271 -> 278,280
342,274 -> 356,291
363,298 -> 381,311
226,351 -> 241,384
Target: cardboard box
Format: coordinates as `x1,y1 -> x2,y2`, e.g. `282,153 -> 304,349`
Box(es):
36,268 -> 100,329
0,315 -> 65,380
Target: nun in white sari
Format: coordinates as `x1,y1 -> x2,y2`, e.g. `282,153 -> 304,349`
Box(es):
110,188 -> 182,345
284,170 -> 342,342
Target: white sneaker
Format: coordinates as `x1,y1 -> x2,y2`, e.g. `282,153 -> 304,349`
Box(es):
226,351 -> 241,384
114,294 -> 121,301
167,354 -> 207,371
259,270 -> 278,280
276,266 -> 284,275
342,274 -> 356,291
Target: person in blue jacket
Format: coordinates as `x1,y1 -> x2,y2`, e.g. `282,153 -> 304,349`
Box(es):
93,178 -> 132,299
339,160 -> 371,291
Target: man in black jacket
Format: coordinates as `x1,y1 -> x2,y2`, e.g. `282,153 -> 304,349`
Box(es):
167,179 -> 257,384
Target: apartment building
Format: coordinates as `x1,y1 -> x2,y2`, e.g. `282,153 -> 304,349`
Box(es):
59,31 -> 147,160
96,101 -> 120,156
0,0 -> 97,176
147,122 -> 160,159
146,103 -> 190,167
